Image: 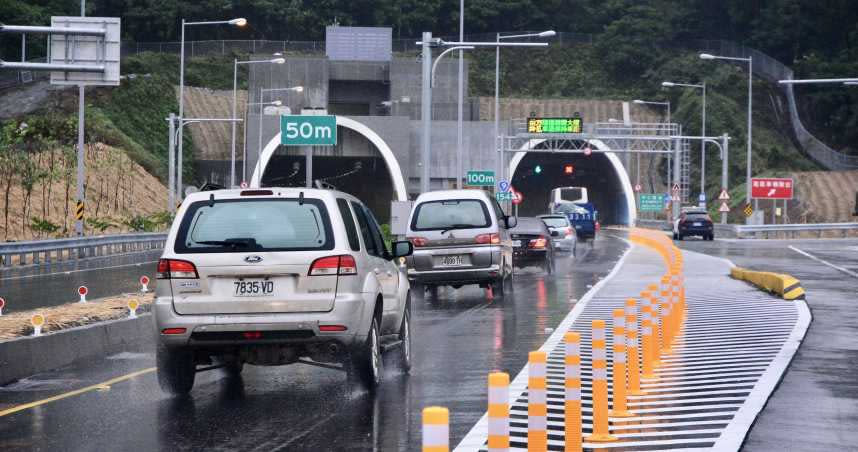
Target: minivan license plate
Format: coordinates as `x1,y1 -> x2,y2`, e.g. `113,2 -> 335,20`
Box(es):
234,279 -> 275,297
437,255 -> 466,267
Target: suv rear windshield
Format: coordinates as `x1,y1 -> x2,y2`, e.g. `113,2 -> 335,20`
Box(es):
541,217 -> 568,228
411,199 -> 491,231
175,198 -> 334,253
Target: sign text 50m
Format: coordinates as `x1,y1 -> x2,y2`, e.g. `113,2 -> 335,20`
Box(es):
280,115 -> 338,146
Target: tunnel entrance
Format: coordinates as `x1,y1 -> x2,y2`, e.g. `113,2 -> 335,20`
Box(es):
261,152 -> 394,220
509,141 -> 633,225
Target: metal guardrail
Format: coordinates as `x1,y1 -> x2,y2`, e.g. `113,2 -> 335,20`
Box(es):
0,232 -> 167,267
734,223 -> 858,238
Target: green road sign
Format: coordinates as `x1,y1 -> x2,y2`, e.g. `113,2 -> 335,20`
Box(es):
496,192 -> 514,202
280,115 -> 337,146
639,193 -> 666,212
466,170 -> 495,186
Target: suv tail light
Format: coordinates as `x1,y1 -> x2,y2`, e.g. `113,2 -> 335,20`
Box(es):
157,259 -> 198,279
408,237 -> 428,247
529,236 -> 548,249
475,233 -> 500,244
309,255 -> 357,276
565,227 -> 573,237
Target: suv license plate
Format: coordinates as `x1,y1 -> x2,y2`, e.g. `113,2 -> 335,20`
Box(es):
437,255 -> 466,267
234,279 -> 275,297
693,222 -> 702,227
513,240 -> 522,247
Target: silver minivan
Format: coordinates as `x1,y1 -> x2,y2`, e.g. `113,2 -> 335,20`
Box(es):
154,188 -> 413,395
404,190 -> 516,297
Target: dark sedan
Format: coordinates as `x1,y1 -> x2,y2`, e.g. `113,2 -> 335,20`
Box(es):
510,217 -> 556,274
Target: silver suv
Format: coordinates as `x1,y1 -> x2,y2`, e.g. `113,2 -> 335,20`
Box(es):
404,190 -> 516,298
154,188 -> 413,395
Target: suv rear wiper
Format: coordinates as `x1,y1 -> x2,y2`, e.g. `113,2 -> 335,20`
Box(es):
195,238 -> 257,250
440,224 -> 479,234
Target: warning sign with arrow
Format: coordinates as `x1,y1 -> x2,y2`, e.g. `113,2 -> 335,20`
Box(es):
718,189 -> 730,200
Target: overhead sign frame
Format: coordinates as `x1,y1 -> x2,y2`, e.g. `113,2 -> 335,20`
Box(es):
50,16 -> 121,86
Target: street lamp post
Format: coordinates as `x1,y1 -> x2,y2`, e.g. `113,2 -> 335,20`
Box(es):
417,34 -> 549,195
494,30 -> 555,189
663,81 -> 706,198
254,86 -> 303,187
633,99 -> 672,188
231,57 -> 285,187
700,53 -> 752,210
178,17 -> 246,198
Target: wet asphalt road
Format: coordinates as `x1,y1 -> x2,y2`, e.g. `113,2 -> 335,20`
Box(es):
0,234 -> 628,451
0,251 -> 161,313
676,236 -> 858,451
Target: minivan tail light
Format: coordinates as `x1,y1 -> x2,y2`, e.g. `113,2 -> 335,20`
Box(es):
409,237 -> 428,247
475,233 -> 500,244
157,259 -> 198,279
309,255 -> 357,276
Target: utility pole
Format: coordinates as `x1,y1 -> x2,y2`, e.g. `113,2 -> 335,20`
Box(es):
456,0 -> 464,189
75,0 -> 86,236
420,32 -> 432,194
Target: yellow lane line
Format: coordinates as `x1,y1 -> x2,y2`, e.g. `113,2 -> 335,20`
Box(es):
0,367 -> 156,417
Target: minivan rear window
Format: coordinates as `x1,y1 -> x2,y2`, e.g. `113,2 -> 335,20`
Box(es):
175,198 -> 334,253
411,199 -> 491,231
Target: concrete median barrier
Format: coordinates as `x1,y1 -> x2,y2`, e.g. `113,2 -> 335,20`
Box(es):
0,314 -> 153,385
730,267 -> 806,300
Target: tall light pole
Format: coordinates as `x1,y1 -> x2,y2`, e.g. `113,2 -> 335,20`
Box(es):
456,0 -> 464,189
231,57 -> 285,187
256,86 -> 303,186
633,99 -> 671,188
178,17 -> 246,198
662,81 -> 706,197
417,34 -> 549,195
701,53 -> 752,208
494,30 -> 555,187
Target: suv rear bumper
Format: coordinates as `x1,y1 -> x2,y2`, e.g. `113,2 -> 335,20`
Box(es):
406,263 -> 501,286
153,292 -> 372,348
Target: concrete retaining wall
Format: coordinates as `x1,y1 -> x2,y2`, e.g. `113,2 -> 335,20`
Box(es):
0,314 -> 154,385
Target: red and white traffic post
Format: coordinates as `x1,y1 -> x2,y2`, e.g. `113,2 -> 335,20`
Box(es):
78,286 -> 88,303
140,275 -> 151,293
0,297 -> 5,316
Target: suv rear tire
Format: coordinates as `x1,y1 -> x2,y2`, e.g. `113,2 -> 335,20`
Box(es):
348,317 -> 382,390
157,344 -> 195,396
397,300 -> 412,373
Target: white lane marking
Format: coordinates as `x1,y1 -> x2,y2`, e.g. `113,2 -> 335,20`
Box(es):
789,245 -> 858,278
454,239 -> 634,451
0,259 -> 158,281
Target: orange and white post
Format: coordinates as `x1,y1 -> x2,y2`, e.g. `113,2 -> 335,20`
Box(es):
422,406 -> 449,452
639,292 -> 657,379
625,298 -> 644,395
659,276 -> 672,354
564,333 -> 582,452
610,309 -> 634,418
585,320 -> 617,442
487,372 -> 510,452
528,351 -> 548,452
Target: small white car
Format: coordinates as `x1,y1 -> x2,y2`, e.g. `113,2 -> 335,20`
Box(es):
154,188 -> 413,395
538,214 -> 578,254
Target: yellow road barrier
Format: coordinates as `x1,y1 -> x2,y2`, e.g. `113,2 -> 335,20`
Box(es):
730,267 -> 806,300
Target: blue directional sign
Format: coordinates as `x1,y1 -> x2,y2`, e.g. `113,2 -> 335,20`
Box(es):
498,180 -> 510,193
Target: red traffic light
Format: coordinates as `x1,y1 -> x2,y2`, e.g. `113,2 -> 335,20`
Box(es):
563,164 -> 574,175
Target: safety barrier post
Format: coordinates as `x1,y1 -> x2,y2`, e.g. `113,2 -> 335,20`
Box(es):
423,406 -> 449,452
659,276 -> 672,354
610,309 -> 633,418
585,320 -> 617,442
528,351 -> 548,452
625,298 -> 644,395
488,372 -> 510,452
564,333 -> 582,452
639,292 -> 657,379
645,284 -> 662,366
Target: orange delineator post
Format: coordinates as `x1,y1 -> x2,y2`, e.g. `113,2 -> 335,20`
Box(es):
564,333 -> 582,452
610,309 -> 634,418
585,320 -> 617,442
528,351 -> 548,452
625,298 -> 645,396
423,406 -> 450,452
487,372 -> 510,452
639,292 -> 657,380
659,276 -> 672,354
